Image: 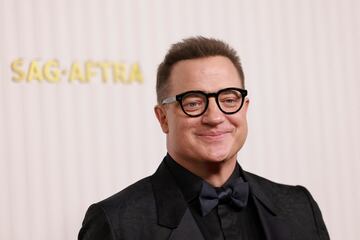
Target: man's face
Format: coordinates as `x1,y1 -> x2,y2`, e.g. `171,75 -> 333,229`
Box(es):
155,56 -> 249,166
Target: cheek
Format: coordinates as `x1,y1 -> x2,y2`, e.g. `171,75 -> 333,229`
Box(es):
229,115 -> 248,136
228,113 -> 246,126
168,113 -> 190,132
170,118 -> 199,140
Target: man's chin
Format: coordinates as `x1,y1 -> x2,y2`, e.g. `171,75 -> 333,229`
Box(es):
200,153 -> 230,163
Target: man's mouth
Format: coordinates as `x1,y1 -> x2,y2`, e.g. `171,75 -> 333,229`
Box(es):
196,130 -> 232,141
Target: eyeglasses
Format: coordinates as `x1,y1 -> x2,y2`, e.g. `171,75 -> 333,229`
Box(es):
161,87 -> 248,117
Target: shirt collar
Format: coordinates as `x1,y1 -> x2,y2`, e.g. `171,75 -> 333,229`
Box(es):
164,154 -> 242,203
165,154 -> 202,202
153,155 -> 280,229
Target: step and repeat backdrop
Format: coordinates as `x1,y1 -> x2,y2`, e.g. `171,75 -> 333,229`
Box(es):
1,0 -> 359,239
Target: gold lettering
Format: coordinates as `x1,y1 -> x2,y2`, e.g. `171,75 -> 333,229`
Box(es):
11,58 -> 25,82
27,61 -> 43,81
69,62 -> 85,82
128,63 -> 143,84
113,63 -> 126,83
85,61 -> 96,82
10,59 -> 144,84
43,60 -> 60,83
97,61 -> 111,83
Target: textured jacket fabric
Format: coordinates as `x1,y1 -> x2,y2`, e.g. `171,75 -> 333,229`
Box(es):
78,159 -> 330,240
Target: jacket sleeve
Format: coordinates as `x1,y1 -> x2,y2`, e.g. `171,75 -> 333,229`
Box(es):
297,186 -> 330,240
78,204 -> 115,240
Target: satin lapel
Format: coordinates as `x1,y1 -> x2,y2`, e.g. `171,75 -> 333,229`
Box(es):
252,196 -> 292,240
151,159 -> 205,239
151,160 -> 187,228
168,209 -> 205,240
242,170 -> 293,240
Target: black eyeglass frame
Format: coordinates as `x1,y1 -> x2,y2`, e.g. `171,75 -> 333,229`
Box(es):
161,87 -> 248,117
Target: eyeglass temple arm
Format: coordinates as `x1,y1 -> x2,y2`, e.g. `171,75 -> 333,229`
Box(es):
161,96 -> 177,104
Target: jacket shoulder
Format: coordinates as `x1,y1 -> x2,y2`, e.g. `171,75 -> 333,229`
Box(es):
244,170 -> 311,199
79,176 -> 170,240
97,176 -> 158,226
244,170 -> 296,188
99,176 -> 154,210
244,171 -> 330,239
244,170 -> 317,210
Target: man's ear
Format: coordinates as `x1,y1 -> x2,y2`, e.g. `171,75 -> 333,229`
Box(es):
154,105 -> 169,133
243,98 -> 250,112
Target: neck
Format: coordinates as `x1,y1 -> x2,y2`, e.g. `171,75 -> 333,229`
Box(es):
170,154 -> 237,187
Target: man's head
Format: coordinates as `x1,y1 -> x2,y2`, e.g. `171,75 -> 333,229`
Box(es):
156,36 -> 245,104
154,37 -> 249,172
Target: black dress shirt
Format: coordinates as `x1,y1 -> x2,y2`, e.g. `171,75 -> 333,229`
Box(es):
165,154 -> 265,240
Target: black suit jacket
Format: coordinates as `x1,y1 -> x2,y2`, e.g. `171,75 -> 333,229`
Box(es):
78,159 -> 330,240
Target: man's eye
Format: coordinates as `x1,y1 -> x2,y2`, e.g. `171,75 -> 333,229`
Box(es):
224,98 -> 236,103
188,102 -> 198,107
221,97 -> 238,103
182,96 -> 205,112
184,100 -> 203,108
220,97 -> 240,107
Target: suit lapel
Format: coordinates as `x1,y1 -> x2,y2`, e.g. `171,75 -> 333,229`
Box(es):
152,159 -> 294,240
168,209 -> 205,240
252,195 -> 292,240
151,159 -> 205,240
243,171 -> 293,240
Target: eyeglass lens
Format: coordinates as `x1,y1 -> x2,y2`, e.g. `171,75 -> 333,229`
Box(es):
181,89 -> 244,116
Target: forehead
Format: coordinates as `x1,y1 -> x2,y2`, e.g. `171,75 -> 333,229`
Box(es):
168,56 -> 242,94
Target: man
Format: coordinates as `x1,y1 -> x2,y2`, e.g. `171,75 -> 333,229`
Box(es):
78,37 -> 330,240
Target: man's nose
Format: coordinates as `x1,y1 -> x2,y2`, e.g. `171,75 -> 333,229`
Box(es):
201,98 -> 225,125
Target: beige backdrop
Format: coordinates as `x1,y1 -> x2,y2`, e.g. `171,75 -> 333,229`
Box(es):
0,0 -> 359,239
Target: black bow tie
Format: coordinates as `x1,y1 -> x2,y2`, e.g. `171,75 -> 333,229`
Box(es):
198,178 -> 249,216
